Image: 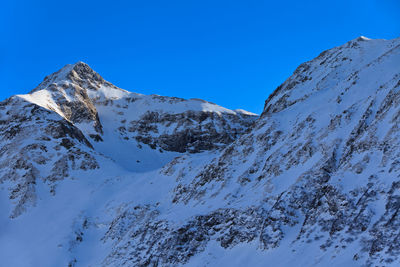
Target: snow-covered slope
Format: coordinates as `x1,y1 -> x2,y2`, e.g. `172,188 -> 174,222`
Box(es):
19,62 -> 256,172
1,36 -> 399,267
163,36 -> 400,266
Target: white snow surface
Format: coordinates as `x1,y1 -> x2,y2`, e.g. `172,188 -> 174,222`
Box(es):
1,36 -> 400,267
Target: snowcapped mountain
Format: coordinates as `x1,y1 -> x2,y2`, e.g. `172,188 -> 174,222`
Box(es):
1,36 -> 399,266
19,62 -> 256,171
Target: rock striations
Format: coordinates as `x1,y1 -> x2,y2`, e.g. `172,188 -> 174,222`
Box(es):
0,36 -> 399,266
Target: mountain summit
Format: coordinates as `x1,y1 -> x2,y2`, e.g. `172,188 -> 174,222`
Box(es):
32,61 -> 113,93
1,37 -> 400,266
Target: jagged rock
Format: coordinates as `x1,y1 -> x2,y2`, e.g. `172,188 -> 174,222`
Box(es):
1,37 -> 400,267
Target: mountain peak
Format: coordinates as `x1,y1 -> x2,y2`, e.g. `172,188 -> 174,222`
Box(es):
262,36 -> 399,116
69,61 -> 104,83
355,35 -> 371,42
32,61 -> 107,93
25,61 -> 107,134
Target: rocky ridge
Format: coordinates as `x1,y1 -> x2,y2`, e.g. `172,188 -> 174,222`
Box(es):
0,36 -> 399,266
22,62 -> 257,153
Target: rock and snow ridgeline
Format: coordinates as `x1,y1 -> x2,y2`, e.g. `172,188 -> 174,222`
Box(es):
0,36 -> 399,266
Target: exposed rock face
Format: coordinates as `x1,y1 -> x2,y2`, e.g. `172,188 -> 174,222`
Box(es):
0,96 -> 99,218
87,90 -> 257,154
124,110 -> 254,152
102,205 -> 263,266
1,37 -> 400,267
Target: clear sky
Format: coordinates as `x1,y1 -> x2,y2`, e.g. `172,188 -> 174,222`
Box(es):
1,0 -> 399,114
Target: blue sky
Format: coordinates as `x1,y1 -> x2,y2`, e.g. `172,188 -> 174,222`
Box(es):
1,0 -> 399,114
